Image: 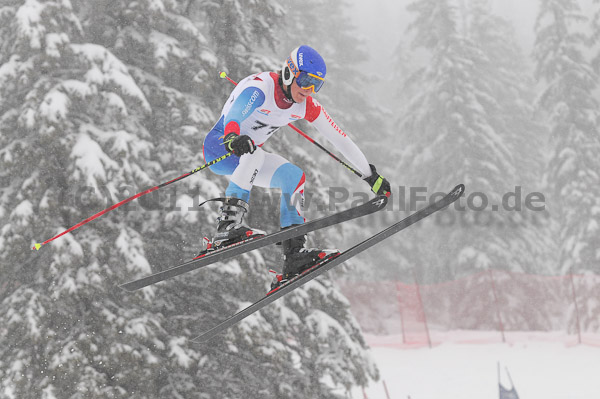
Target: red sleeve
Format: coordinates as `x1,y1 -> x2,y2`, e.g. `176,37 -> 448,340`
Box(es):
304,96 -> 322,123
224,120 -> 240,135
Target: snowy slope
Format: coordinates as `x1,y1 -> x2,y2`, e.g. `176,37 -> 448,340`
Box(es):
354,334 -> 600,399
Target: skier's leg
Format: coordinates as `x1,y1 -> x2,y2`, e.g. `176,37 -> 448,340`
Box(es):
226,148 -> 266,202
252,152 -> 305,228
200,125 -> 266,251
253,152 -> 338,284
211,150 -> 266,244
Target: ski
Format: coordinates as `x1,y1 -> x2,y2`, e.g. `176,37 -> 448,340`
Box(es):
191,184 -> 465,343
118,195 -> 389,291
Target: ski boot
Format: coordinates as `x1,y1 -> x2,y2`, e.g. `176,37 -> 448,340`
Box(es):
197,197 -> 265,256
269,230 -> 339,291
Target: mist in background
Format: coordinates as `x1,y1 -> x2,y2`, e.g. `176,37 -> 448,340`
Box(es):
350,0 -> 539,113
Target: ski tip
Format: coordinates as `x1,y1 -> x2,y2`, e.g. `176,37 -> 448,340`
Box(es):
373,195 -> 388,209
32,243 -> 41,251
453,184 -> 466,197
445,184 -> 466,204
219,71 -> 227,79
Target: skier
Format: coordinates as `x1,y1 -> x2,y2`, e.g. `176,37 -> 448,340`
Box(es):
202,45 -> 390,287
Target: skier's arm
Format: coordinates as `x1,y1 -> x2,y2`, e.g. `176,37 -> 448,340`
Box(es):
221,86 -> 265,156
304,97 -> 372,177
223,86 -> 266,136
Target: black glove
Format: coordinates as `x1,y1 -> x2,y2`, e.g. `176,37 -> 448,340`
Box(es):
223,133 -> 256,156
364,164 -> 391,197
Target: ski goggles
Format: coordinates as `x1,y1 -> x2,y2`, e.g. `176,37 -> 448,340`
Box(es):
295,70 -> 325,93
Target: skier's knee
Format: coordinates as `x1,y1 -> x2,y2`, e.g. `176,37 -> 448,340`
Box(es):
271,163 -> 305,194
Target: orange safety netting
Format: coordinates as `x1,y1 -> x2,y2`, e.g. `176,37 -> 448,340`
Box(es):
339,271 -> 600,347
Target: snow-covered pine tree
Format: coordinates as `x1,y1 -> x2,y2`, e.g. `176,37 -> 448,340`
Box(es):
82,0 -> 220,266
590,0 -> 600,72
399,0 -> 509,279
202,0 -> 284,81
468,0 -> 556,279
466,0 -> 559,329
534,0 -> 600,274
0,0 -> 172,396
394,0 -> 553,329
78,1 -> 244,397
534,0 -> 600,331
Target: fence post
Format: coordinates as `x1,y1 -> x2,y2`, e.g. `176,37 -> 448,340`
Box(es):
488,269 -> 506,343
568,268 -> 582,344
411,268 -> 432,348
383,380 -> 391,399
396,281 -> 407,345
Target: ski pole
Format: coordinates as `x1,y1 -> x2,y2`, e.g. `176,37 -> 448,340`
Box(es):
32,152 -> 233,251
219,72 -> 364,178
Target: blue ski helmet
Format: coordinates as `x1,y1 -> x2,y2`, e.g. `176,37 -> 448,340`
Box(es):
281,45 -> 326,92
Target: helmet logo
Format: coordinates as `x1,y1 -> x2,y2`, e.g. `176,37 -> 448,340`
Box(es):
287,57 -> 300,77
298,52 -> 304,67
